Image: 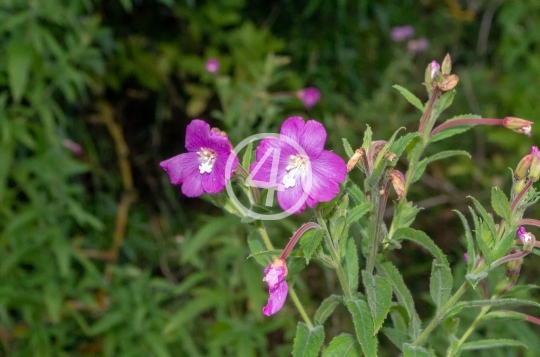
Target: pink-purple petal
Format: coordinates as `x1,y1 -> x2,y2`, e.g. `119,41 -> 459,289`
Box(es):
277,183 -> 307,214
302,150 -> 346,204
160,152 -> 199,185
300,120 -> 327,158
180,167 -> 205,197
185,119 -> 212,151
262,280 -> 288,316
279,117 -> 304,145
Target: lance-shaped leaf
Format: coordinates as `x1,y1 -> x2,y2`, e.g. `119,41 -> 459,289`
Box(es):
393,85 -> 424,111
342,138 -> 355,158
393,228 -> 448,265
460,339 -> 527,351
346,297 -> 378,357
431,89 -> 455,120
346,202 -> 372,227
429,260 -> 453,312
322,334 -> 362,357
412,150 -> 471,183
382,327 -> 409,350
467,207 -> 493,265
390,132 -> 420,161
247,230 -> 270,266
347,179 -> 366,205
491,187 -> 511,221
454,210 -> 475,270
377,261 -> 422,338
362,270 -> 392,333
292,323 -> 324,357
314,295 -> 342,325
468,196 -> 497,242
343,238 -> 359,292
429,114 -> 481,143
453,298 -> 540,310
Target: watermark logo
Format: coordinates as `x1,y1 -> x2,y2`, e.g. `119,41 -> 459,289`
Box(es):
225,133 -> 312,220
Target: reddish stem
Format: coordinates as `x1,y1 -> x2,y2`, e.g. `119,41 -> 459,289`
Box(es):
430,118 -> 504,138
280,222 -> 321,259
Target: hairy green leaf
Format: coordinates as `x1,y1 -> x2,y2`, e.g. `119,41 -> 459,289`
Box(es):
429,260 -> 453,312
300,229 -> 324,264
393,85 -> 424,111
491,187 -> 511,221
362,270 -> 392,333
460,339 -> 527,351
322,334 -> 362,357
342,138 -> 355,158
429,114 -> 481,143
292,323 -> 324,357
346,297 -> 378,357
412,150 -> 471,183
314,295 -> 342,325
393,228 -> 448,265
345,202 -> 372,227
344,238 -> 359,292
382,327 -> 409,350
403,343 -> 430,357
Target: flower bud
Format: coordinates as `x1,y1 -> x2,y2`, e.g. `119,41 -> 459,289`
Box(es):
529,149 -> 540,182
441,53 -> 452,75
438,74 -> 459,91
503,117 -> 534,137
390,170 -> 406,200
514,148 -> 535,180
513,178 -> 527,195
425,61 -> 440,88
205,58 -> 219,73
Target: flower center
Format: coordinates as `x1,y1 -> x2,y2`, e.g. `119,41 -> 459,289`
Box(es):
198,148 -> 216,174
282,154 -> 309,188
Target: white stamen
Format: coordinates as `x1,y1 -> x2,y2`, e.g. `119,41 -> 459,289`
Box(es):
197,147 -> 216,174
282,154 -> 308,189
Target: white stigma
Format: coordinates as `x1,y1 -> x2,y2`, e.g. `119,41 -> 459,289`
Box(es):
198,148 -> 216,174
282,154 -> 308,189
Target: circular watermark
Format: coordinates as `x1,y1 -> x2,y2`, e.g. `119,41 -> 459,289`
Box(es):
225,133 -> 313,220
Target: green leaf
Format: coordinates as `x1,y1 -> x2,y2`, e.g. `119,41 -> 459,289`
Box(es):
412,150 -> 471,183
377,261 -> 422,338
393,228 -> 448,265
390,132 -> 419,161
362,125 -> 372,151
382,327 -> 409,350
247,230 -> 270,266
247,249 -> 283,259
391,201 -> 423,232
454,210 -> 475,270
362,271 -> 392,333
468,207 -> 492,265
431,89 -> 455,121
343,238 -> 359,292
454,298 -> 540,310
429,114 -> 481,143
89,311 -> 125,335
322,334 -> 362,357
242,141 -> 253,169
0,142 -> 14,203
493,227 -> 518,261
346,297 -> 378,357
345,202 -> 372,227
300,229 -> 324,264
429,260 -> 453,312
403,343 -> 430,357
329,216 -> 346,244
491,187 -> 511,221
468,196 -> 497,244
292,323 -> 324,357
460,339 -> 527,351
347,180 -> 366,205
393,85 -> 424,111
7,41 -> 33,102
342,138 -> 355,158
314,295 -> 342,325
481,310 -> 527,322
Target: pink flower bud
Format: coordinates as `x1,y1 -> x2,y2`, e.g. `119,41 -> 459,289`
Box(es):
514,147 -> 536,179
503,117 -> 534,137
390,170 -> 405,200
430,61 -> 440,80
529,147 -> 540,182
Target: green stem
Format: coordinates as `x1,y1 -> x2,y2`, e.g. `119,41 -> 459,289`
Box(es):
256,222 -> 314,329
454,305 -> 491,352
412,281 -> 469,346
367,179 -> 391,274
315,207 -> 353,299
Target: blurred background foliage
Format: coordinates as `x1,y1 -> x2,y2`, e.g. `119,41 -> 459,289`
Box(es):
0,0 -> 539,355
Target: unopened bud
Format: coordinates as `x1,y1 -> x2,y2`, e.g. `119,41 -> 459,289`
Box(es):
390,170 -> 406,200
438,74 -> 459,91
347,148 -> 364,172
513,178 -> 527,195
425,61 -> 440,89
529,148 -> 540,182
503,117 -> 534,137
514,148 -> 535,180
441,53 -> 452,75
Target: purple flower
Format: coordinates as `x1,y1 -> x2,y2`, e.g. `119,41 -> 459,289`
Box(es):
391,25 -> 415,42
263,258 -> 288,316
62,139 -> 83,155
205,58 -> 219,73
518,226 -> 533,245
297,87 -> 321,109
407,37 -> 429,53
250,117 -> 347,214
160,119 -> 237,197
